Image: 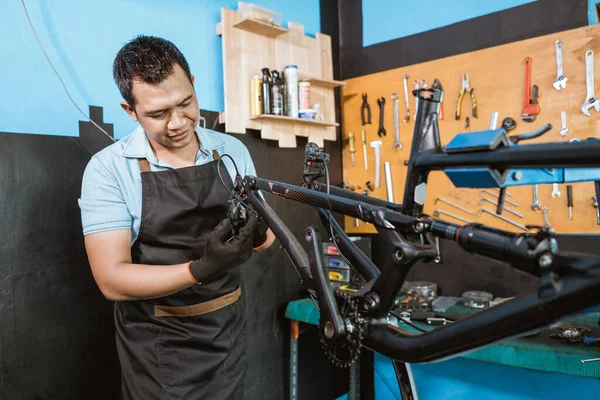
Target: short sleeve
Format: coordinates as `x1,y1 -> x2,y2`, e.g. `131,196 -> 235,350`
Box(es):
78,156 -> 132,235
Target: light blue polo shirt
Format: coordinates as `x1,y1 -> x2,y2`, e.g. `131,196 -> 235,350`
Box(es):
78,125 -> 257,244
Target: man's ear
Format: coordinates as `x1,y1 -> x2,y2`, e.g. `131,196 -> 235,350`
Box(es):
191,74 -> 195,86
120,101 -> 138,122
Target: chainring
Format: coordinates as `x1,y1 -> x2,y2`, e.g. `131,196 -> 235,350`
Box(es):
319,290 -> 365,368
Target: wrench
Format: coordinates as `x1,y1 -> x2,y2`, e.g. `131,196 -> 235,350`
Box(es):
370,140 -> 383,187
521,57 -> 540,121
402,74 -> 411,122
542,207 -> 550,228
531,184 -> 541,211
560,111 -> 569,137
391,93 -> 402,151
384,161 -> 394,203
553,40 -> 568,91
551,183 -> 561,198
581,50 -> 600,117
377,97 -> 386,137
477,208 -> 528,231
414,79 -> 419,115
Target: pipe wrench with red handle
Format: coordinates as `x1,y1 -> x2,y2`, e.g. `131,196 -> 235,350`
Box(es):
521,57 -> 540,122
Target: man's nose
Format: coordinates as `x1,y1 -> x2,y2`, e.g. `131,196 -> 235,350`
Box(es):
167,109 -> 186,131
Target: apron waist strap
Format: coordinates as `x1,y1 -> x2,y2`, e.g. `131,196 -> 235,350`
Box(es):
154,286 -> 241,317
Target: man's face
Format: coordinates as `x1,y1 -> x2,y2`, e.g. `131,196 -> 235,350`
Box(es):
121,63 -> 199,151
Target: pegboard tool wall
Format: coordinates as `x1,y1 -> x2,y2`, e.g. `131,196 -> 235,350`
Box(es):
342,24 -> 600,235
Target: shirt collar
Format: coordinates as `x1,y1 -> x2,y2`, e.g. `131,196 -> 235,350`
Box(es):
122,125 -> 225,161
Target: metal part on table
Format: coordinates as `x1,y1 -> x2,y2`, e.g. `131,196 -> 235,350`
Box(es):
432,296 -> 460,313
581,50 -> 600,117
433,209 -> 473,224
582,358 -> 600,364
478,190 -> 518,207
549,324 -> 590,343
402,74 -> 411,122
551,183 -> 561,198
478,198 -> 523,218
391,92 -> 402,151
489,111 -> 499,129
361,93 -> 371,125
531,184 -> 541,211
384,161 -> 394,203
542,207 -> 550,228
553,40 -> 568,91
377,97 -> 386,137
559,111 -> 569,137
362,130 -> 368,171
477,208 -> 528,231
370,140 -> 383,187
521,57 -> 540,122
434,197 -> 473,214
348,131 -> 355,167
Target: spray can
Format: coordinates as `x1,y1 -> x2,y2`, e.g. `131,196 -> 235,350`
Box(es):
298,81 -> 311,110
280,70 -> 287,116
284,65 -> 299,118
250,75 -> 262,116
271,70 -> 283,115
261,68 -> 272,115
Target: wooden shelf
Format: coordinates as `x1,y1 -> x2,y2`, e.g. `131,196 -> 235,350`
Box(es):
249,114 -> 339,127
299,76 -> 346,88
233,18 -> 287,37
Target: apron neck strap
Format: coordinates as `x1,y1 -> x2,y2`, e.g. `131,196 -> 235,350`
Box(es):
212,150 -> 220,161
139,159 -> 151,173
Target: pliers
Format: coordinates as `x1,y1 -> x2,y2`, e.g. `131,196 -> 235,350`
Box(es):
361,93 -> 371,125
455,73 -> 477,120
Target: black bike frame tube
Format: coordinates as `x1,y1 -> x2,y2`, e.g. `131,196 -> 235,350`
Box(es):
364,260 -> 600,363
246,189 -> 314,289
415,140 -> 600,170
315,208 -> 380,282
313,182 -> 403,212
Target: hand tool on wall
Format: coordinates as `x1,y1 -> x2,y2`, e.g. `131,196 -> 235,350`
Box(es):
560,111 -> 569,137
521,57 -> 540,122
477,208 -> 527,231
433,78 -> 444,120
542,207 -> 550,228
479,190 -> 518,207
370,140 -> 383,187
362,130 -> 368,171
361,93 -> 372,125
384,161 -> 394,202
489,112 -> 499,129
391,92 -> 402,151
402,74 -> 411,122
567,184 -> 574,220
448,192 -> 472,204
366,181 -> 374,192
434,237 -> 442,264
434,197 -> 473,214
594,181 -> 600,225
414,79 -> 420,115
348,132 -> 355,167
478,198 -> 523,218
433,210 -> 473,224
553,40 -> 568,91
531,184 -> 541,211
455,73 -> 477,120
581,50 -> 600,117
377,97 -> 386,137
551,183 -> 561,198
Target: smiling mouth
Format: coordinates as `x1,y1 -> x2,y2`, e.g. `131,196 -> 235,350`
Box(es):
168,129 -> 188,140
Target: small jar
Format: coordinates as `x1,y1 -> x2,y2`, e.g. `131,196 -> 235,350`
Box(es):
405,281 -> 437,302
462,291 -> 493,309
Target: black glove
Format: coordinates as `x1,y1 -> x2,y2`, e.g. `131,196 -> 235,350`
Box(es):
252,218 -> 269,249
189,213 -> 258,283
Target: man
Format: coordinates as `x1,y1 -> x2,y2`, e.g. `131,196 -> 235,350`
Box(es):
79,35 -> 274,399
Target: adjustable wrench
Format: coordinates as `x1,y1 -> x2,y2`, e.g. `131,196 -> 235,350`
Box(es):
553,40 -> 568,91
377,97 -> 386,137
531,184 -> 541,211
391,93 -> 402,151
551,183 -> 561,198
560,111 -> 569,137
581,50 -> 600,116
521,57 -> 540,122
402,74 -> 411,122
370,140 -> 383,187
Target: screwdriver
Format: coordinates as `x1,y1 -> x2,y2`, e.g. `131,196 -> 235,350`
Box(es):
348,131 -> 355,167
362,130 -> 368,170
594,181 -> 600,224
567,185 -> 573,220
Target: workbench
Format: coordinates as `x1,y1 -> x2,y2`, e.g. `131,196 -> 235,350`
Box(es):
285,297 -> 600,399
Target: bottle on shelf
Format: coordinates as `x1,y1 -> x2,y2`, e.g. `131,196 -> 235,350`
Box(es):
250,75 -> 262,116
284,65 -> 299,118
271,70 -> 283,115
261,67 -> 272,115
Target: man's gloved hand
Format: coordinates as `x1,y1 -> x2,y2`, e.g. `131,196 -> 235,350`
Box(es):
189,213 -> 258,284
252,218 -> 269,249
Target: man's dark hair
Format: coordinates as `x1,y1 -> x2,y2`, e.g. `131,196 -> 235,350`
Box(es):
113,35 -> 193,106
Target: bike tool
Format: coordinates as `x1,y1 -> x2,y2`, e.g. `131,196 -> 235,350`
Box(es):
402,74 -> 411,122
348,131 -> 355,167
433,78 -> 444,120
567,184 -> 574,220
581,50 -> 600,117
391,92 -> 402,151
377,97 -> 386,137
593,181 -> 600,225
361,93 -> 372,125
455,73 -> 477,120
362,130 -> 368,171
553,39 -> 568,91
521,57 -> 540,122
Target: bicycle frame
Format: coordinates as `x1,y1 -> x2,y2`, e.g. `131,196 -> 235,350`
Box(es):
230,88 -> 600,394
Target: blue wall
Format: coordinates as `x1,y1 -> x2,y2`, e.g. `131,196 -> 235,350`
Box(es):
362,0 -> 536,47
2,1 -> 320,138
